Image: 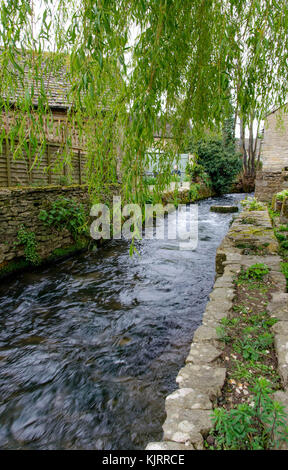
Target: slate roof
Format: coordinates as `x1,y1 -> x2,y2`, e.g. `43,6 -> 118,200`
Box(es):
1,50 -> 120,112
1,50 -> 72,111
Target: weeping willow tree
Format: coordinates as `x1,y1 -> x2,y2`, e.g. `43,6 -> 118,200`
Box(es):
1,0 -> 288,202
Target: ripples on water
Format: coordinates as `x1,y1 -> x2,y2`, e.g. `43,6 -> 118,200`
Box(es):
0,194 -> 245,449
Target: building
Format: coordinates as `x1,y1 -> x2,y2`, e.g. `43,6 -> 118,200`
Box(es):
0,50 -> 121,187
255,105 -> 288,202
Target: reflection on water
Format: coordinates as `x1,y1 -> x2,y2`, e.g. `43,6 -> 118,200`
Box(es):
0,194 -> 245,449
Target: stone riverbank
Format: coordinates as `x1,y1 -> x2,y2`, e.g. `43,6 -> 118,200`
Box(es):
146,207 -> 288,450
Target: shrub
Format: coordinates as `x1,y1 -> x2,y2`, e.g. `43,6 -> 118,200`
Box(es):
193,137 -> 242,194
39,197 -> 88,239
186,162 -> 205,180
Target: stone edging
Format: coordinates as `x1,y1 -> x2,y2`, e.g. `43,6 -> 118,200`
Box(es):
146,207 -> 288,450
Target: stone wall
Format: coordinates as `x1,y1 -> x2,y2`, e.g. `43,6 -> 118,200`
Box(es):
255,169 -> 288,202
0,185 -> 90,277
261,108 -> 288,171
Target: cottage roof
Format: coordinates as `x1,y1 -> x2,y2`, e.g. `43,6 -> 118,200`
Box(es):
1,49 -> 121,112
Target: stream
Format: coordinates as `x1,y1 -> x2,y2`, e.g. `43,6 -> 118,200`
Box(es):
0,193 -> 245,449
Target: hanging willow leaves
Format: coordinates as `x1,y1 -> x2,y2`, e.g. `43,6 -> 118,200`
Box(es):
0,0 -> 288,202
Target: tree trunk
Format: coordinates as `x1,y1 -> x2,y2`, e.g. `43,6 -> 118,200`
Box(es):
240,118 -> 247,175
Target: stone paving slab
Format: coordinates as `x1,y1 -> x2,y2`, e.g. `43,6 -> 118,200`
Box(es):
193,325 -> 220,346
272,322 -> 288,336
163,408 -> 212,449
176,364 -> 226,398
268,293 -> 288,321
186,343 -> 222,365
274,335 -> 288,388
206,299 -> 233,312
202,305 -> 230,324
272,390 -> 288,450
165,388 -> 212,412
209,287 -> 235,302
146,441 -> 194,450
270,272 -> 287,292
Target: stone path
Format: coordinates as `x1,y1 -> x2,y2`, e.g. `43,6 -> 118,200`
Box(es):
146,208 -> 288,450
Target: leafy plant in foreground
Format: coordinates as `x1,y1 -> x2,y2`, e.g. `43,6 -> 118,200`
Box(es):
211,378 -> 288,450
239,263 -> 270,281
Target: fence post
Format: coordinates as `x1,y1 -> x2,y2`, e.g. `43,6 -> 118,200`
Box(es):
28,140 -> 32,184
47,143 -> 52,184
78,150 -> 82,185
5,138 -> 11,187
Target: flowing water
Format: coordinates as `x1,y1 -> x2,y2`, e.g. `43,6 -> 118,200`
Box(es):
0,193 -> 245,450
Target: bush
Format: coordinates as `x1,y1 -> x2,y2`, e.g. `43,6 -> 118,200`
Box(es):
186,162 -> 205,180
39,197 -> 88,239
194,137 -> 242,194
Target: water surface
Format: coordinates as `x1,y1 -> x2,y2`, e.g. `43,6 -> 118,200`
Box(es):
0,194 -> 245,449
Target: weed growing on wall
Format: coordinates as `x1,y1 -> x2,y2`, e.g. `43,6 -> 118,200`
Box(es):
241,197 -> 266,211
15,225 -> 40,265
39,198 -> 88,240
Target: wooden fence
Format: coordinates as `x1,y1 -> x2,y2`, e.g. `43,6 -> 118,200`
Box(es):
0,140 -> 87,187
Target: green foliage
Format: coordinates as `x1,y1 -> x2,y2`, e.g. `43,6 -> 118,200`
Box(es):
211,379 -> 288,450
186,161 -> 204,180
188,183 -> 200,202
240,217 -> 257,225
274,224 -> 288,258
39,198 -> 88,239
3,1 -> 288,202
278,225 -> 288,232
275,190 -> 288,201
233,332 -> 273,361
58,175 -> 72,186
15,225 -> 40,265
143,176 -> 157,186
281,262 -> 288,289
216,325 -> 232,344
231,361 -> 280,386
170,175 -> 181,183
241,197 -> 266,211
189,137 -> 242,194
268,206 -> 280,223
239,263 -> 270,281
